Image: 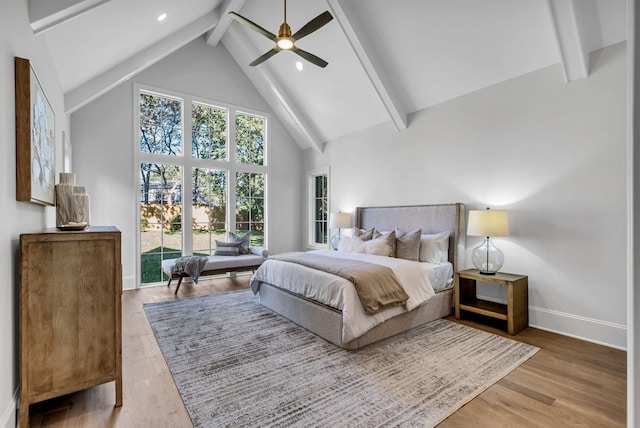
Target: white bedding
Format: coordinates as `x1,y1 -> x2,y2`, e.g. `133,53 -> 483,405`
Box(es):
250,250 -> 452,342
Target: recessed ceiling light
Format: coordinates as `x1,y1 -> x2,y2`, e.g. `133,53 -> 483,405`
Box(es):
157,13 -> 167,22
296,61 -> 303,71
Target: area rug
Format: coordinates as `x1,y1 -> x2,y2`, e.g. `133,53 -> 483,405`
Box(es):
144,290 -> 538,427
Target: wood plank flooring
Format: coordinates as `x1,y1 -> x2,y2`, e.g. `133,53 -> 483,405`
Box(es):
27,276 -> 626,427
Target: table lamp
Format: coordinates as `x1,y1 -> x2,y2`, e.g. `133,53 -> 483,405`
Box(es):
467,208 -> 509,275
329,212 -> 352,250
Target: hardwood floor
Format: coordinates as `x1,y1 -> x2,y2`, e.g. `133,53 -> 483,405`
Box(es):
27,276 -> 626,427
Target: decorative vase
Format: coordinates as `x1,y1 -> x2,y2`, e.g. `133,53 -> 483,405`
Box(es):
73,185 -> 91,226
55,173 -> 77,227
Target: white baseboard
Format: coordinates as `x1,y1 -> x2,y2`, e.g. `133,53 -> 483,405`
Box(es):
476,294 -> 627,350
529,306 -> 626,350
1,388 -> 18,428
123,274 -> 136,290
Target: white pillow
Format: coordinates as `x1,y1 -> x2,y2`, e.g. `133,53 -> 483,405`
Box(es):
419,231 -> 450,263
339,231 -> 396,257
338,237 -> 365,253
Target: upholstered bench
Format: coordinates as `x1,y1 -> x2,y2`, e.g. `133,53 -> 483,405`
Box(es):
162,247 -> 268,294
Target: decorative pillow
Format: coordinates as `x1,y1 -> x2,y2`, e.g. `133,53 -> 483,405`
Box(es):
338,237 -> 365,253
419,231 -> 450,263
228,231 -> 250,254
372,229 -> 392,239
395,228 -> 422,261
363,230 -> 396,257
353,227 -> 375,241
214,240 -> 241,256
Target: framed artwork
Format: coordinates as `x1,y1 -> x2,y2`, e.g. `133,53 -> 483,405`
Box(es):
15,57 -> 56,206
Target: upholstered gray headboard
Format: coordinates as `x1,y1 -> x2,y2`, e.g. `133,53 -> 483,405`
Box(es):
355,203 -> 466,271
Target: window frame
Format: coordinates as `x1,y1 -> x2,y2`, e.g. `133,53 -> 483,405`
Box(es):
134,83 -> 269,287
306,168 -> 330,250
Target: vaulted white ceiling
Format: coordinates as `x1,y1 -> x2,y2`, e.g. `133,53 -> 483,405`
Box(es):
38,0 -> 627,152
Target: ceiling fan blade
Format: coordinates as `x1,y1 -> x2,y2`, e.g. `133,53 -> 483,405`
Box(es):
229,12 -> 277,41
250,48 -> 279,66
293,47 -> 328,68
292,11 -> 333,41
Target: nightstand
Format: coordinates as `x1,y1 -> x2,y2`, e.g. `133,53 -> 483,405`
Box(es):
454,269 -> 528,335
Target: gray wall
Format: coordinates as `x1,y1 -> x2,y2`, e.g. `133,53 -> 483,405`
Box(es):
0,2 -> 69,427
71,37 -> 303,290
304,42 -> 628,349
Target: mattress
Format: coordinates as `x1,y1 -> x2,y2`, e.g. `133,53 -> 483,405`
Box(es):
250,250 -> 451,342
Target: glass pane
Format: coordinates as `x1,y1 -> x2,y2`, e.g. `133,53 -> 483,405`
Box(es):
192,167 -> 227,257
140,228 -> 161,254
139,92 -> 182,155
250,223 -> 264,247
140,162 -> 182,285
315,199 -> 324,221
315,221 -> 327,244
236,172 -> 249,198
192,103 -> 227,160
235,113 -> 265,165
251,174 -> 264,198
251,198 -> 264,222
236,198 -> 249,222
315,175 -> 326,198
192,224 -> 212,256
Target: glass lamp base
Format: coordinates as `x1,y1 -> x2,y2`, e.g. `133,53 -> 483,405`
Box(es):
331,231 -> 341,250
471,237 -> 504,274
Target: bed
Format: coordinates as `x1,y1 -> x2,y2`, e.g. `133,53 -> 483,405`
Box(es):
250,203 -> 465,349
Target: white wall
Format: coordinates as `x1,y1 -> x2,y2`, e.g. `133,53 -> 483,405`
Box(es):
304,42 -> 628,349
71,37 -> 303,290
0,2 -> 69,427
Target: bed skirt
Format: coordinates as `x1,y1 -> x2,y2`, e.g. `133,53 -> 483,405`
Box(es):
257,282 -> 454,350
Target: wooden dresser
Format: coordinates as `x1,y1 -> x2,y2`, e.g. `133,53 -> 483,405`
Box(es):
19,226 -> 122,427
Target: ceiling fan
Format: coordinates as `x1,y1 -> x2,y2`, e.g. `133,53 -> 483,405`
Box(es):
229,0 -> 333,68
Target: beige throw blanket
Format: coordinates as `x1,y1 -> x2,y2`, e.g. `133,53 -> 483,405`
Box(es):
272,252 -> 409,314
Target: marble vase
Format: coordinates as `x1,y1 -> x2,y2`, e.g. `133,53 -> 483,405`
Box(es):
73,185 -> 91,225
55,173 -> 77,227
55,173 -> 91,228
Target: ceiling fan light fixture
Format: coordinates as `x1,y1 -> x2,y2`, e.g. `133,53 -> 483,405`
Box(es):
228,1 -> 333,67
277,38 -> 294,50
277,22 -> 294,50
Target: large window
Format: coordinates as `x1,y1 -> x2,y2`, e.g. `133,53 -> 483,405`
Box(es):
307,170 -> 328,248
137,87 -> 268,285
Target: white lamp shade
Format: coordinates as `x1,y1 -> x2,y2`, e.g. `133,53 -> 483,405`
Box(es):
467,210 -> 509,237
329,212 -> 352,229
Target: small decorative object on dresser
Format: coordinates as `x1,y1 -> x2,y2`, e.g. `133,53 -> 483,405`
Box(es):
454,268 -> 528,335
19,227 -> 122,428
467,207 -> 509,274
55,172 -> 91,229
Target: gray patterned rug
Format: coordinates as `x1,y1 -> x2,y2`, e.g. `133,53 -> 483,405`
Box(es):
144,290 -> 538,427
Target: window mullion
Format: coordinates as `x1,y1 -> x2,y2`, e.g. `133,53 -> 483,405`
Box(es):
182,99 -> 194,256
228,108 -> 237,235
